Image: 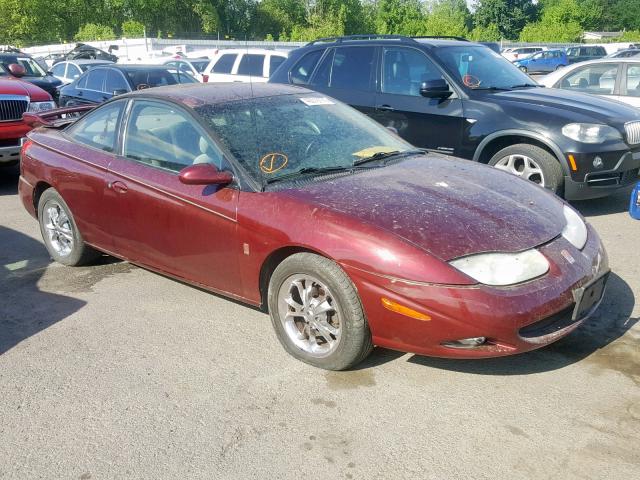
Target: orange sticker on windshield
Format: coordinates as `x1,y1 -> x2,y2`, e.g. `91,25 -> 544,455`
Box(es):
259,153 -> 288,174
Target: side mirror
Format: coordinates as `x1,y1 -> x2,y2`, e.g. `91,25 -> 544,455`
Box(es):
8,63 -> 26,78
420,79 -> 453,99
179,163 -> 233,186
113,89 -> 128,96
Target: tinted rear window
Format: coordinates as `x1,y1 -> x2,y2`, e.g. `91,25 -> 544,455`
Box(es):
126,69 -> 177,88
269,55 -> 286,75
237,54 -> 265,76
212,54 -> 236,74
290,50 -> 323,85
86,70 -> 105,90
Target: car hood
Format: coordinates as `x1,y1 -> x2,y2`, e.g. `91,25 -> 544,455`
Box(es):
487,87 -> 640,124
0,77 -> 51,101
22,75 -> 62,94
281,155 -> 566,261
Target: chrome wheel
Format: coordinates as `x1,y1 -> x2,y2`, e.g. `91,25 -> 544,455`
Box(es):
277,274 -> 342,358
43,201 -> 74,257
493,154 -> 545,186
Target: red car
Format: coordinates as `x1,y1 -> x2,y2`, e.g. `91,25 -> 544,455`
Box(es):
1,65 -> 56,166
19,83 -> 609,370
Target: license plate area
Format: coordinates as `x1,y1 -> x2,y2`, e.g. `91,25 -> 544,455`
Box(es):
572,271 -> 609,321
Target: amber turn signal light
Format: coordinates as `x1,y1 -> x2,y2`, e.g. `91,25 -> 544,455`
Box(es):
381,298 -> 431,321
567,154 -> 578,172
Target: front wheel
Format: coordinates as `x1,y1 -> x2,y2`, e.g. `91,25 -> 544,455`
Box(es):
267,253 -> 373,370
488,144 -> 564,196
38,188 -> 100,266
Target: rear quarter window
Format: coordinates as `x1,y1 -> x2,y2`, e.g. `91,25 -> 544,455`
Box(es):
212,54 -> 237,74
290,50 -> 323,85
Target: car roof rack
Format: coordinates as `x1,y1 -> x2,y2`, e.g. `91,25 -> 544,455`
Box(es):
306,34 -> 470,46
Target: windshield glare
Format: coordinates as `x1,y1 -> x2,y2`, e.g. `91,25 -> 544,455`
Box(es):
195,95 -> 413,184
434,46 -> 535,90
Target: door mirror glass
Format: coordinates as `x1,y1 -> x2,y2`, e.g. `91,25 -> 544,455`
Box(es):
420,79 -> 453,99
179,163 -> 233,186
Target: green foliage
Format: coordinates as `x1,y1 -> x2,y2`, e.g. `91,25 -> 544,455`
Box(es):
473,0 -> 538,40
74,23 -> 117,41
375,0 -> 425,36
469,23 -> 501,41
421,0 -> 471,37
121,20 -> 145,38
519,20 -> 582,42
620,30 -> 640,42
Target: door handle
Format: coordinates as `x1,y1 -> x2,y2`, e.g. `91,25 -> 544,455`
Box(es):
77,90 -> 83,96
108,181 -> 128,193
376,104 -> 395,112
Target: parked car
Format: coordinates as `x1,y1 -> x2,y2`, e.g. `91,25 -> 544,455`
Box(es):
58,64 -> 197,107
502,46 -> 546,62
49,60 -> 114,85
203,49 -> 288,83
19,83 -> 609,370
0,51 -> 62,100
52,43 -> 119,65
513,49 -> 567,73
630,182 -> 640,219
539,58 -> 640,108
270,35 -> 640,200
565,45 -> 607,64
606,49 -> 640,59
0,72 -> 55,166
161,58 -> 211,82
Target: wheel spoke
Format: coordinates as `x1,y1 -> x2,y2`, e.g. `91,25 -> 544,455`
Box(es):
57,227 -> 73,241
311,299 -> 334,316
292,280 -> 307,307
312,318 -> 338,341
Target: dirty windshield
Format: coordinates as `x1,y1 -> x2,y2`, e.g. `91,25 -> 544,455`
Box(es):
195,94 -> 413,185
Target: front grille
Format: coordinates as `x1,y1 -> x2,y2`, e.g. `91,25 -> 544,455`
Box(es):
0,95 -> 29,122
625,121 -> 640,145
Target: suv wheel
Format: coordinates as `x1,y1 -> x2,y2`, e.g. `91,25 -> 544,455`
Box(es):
488,144 -> 563,195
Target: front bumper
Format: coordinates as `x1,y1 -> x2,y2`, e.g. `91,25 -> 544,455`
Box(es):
343,224 -> 608,359
563,148 -> 640,200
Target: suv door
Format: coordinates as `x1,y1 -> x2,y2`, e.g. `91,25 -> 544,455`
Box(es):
308,45 -> 377,116
235,53 -> 267,83
370,46 -> 464,154
620,63 -> 640,107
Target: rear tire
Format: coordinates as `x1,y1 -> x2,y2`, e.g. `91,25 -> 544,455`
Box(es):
488,144 -> 564,196
38,188 -> 100,266
267,253 -> 373,370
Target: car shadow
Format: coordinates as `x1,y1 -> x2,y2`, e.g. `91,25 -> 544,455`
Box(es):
405,272 -> 636,375
0,225 -> 86,355
0,164 -> 19,196
571,186 -> 634,217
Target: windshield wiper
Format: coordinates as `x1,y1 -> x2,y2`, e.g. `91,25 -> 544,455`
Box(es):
264,166 -> 354,186
510,83 -> 542,88
352,149 -> 423,167
472,86 -> 512,91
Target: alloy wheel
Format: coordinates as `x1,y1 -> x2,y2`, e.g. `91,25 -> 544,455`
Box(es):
493,154 -> 546,186
43,201 -> 74,257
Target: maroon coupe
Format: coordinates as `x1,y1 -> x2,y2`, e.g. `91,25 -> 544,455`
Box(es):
19,83 -> 609,370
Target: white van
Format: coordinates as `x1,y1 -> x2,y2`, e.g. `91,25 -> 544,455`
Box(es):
203,49 -> 288,83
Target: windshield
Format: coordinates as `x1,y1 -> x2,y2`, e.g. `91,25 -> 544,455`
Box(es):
433,45 -> 535,90
6,57 -> 47,77
195,94 -> 414,185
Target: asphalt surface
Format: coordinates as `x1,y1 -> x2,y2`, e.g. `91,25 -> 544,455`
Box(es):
1,163 -> 638,480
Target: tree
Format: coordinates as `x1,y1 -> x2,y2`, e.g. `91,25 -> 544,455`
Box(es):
519,20 -> 582,42
421,0 -> 471,37
473,0 -> 538,40
74,23 -> 117,41
254,0 -> 306,40
374,0 -> 425,36
469,23 -> 501,41
121,20 -> 145,38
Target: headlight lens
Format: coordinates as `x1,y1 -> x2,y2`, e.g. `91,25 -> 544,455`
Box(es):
449,249 -> 549,286
561,204 -> 588,250
561,123 -> 622,144
27,101 -> 56,113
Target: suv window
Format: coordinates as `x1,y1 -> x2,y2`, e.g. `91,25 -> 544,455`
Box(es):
382,47 -> 445,96
290,50 -> 323,85
67,64 -> 82,80
86,69 -> 106,91
51,63 -> 66,77
626,65 -> 640,96
560,63 -> 618,94
237,54 -> 265,76
67,101 -> 123,152
314,46 -> 375,91
212,54 -> 237,74
269,55 -> 286,75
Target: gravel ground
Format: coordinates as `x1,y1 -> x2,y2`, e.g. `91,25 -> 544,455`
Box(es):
1,163 -> 638,480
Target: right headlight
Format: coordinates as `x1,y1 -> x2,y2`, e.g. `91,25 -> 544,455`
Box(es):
449,249 -> 550,286
561,204 -> 588,250
561,123 -> 622,144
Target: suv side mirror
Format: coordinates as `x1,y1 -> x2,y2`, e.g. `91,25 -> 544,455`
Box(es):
179,163 -> 233,186
8,63 -> 26,78
420,79 -> 453,99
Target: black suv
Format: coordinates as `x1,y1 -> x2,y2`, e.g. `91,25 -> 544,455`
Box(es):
270,35 -> 640,200
0,49 -> 62,100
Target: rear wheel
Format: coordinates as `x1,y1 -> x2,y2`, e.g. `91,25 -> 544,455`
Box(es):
555,64 -> 566,71
38,188 -> 100,266
488,144 -> 564,195
267,253 -> 373,370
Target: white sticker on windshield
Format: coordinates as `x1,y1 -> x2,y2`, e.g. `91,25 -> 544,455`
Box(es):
300,97 -> 335,106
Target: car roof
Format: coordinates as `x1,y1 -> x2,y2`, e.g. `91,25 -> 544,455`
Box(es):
212,48 -> 288,56
120,82 -> 311,108
66,59 -> 114,65
96,64 -> 176,72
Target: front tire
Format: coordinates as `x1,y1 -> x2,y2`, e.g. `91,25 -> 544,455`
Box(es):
267,253 -> 373,370
488,144 -> 564,196
38,188 -> 100,266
